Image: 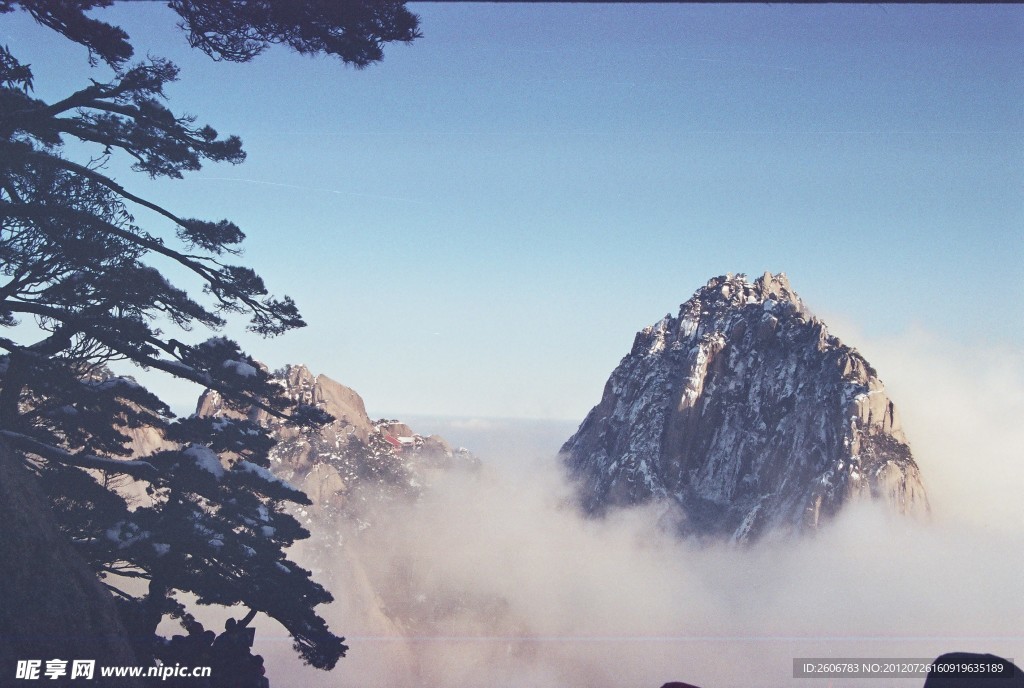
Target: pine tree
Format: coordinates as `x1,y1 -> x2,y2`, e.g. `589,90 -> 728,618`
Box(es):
0,0 -> 420,671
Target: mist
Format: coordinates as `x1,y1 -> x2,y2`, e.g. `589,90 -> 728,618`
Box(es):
251,331 -> 1023,688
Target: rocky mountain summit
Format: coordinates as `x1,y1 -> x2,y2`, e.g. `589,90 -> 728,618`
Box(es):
562,272 -> 928,541
197,364 -> 478,526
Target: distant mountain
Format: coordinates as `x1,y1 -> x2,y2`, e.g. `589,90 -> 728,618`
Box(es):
196,365 -> 483,639
562,272 -> 928,542
197,364 -> 478,527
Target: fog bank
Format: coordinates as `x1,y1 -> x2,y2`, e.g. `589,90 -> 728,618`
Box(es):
253,332 -> 1022,687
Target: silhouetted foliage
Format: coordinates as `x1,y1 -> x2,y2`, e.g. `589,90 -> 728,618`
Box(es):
923,653 -> 1024,688
0,0 -> 420,671
1,0 -> 420,68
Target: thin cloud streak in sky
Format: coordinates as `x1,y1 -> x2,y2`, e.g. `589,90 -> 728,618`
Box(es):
189,176 -> 428,206
678,55 -> 800,72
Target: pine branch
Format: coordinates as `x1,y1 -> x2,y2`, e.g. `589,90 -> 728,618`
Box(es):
1,429 -> 158,480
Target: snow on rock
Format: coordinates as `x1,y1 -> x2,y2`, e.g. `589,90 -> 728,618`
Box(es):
562,272 -> 929,542
182,444 -> 225,479
194,363 -> 480,530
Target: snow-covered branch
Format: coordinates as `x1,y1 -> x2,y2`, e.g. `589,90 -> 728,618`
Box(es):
0,430 -> 157,480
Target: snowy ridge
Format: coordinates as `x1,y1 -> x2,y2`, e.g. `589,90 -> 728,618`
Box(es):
562,272 -> 928,542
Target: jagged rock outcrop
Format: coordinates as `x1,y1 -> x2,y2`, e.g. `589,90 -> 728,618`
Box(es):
0,440 -> 141,686
562,272 -> 928,542
197,363 -> 377,447
197,364 -> 478,524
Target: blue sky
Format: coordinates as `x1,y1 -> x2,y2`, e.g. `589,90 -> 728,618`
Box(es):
5,3 -> 1022,420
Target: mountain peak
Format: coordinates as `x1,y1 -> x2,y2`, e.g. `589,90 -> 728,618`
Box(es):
632,272 -> 812,361
564,273 -> 927,542
691,271 -> 797,304
196,364 -> 479,525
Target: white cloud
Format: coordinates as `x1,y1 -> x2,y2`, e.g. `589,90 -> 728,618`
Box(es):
253,329 -> 1023,688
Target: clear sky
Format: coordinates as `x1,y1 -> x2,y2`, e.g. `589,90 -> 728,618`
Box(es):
5,3 -> 1022,421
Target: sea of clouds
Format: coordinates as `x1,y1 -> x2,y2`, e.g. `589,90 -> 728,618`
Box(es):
249,329 -> 1022,688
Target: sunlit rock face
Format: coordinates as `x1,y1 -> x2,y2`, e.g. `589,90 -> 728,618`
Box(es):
562,272 -> 928,542
197,364 -> 478,525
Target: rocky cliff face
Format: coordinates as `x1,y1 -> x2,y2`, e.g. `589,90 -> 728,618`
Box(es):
562,272 -> 928,542
197,364 -> 478,527
0,440 -> 142,685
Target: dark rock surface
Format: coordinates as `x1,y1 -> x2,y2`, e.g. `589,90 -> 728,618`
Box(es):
0,440 -> 141,685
